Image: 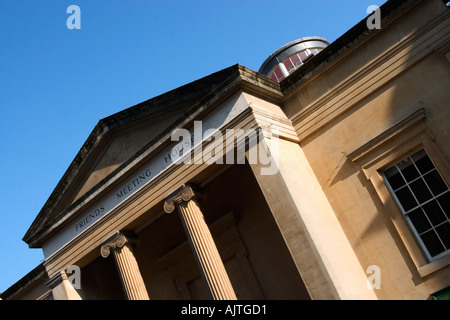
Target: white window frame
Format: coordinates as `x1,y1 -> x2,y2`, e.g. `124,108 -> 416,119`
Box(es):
381,149 -> 450,262
348,108 -> 450,277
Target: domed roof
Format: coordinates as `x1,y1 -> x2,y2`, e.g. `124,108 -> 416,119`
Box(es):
259,36 -> 329,82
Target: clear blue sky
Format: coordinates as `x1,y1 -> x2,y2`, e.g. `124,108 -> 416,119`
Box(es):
0,0 -> 386,293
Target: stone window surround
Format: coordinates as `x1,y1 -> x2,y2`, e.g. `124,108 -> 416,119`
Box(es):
382,149 -> 450,261
348,107 -> 450,277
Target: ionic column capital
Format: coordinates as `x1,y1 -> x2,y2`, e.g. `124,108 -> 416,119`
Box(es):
100,231 -> 149,300
101,231 -> 138,258
164,184 -> 204,213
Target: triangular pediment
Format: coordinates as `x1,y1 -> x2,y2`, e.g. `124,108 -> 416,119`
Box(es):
23,64 -> 254,246
70,99 -> 196,206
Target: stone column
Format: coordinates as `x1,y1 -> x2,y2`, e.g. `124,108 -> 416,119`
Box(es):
164,184 -> 237,300
101,231 -> 150,300
46,270 -> 82,300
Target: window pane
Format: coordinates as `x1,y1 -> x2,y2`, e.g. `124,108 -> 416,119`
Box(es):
395,186 -> 418,212
422,200 -> 447,226
383,149 -> 450,260
409,178 -> 433,203
290,54 -> 300,65
398,158 -> 420,182
297,51 -> 308,62
270,73 -> 278,81
294,54 -> 303,67
420,230 -> 445,257
284,59 -> 295,72
384,166 -> 405,190
412,150 -> 434,174
408,208 -> 431,233
424,170 -> 448,196
436,222 -> 450,249
273,67 -> 284,81
437,192 -> 450,215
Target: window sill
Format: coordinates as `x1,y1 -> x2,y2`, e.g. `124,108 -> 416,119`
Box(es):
417,254 -> 450,277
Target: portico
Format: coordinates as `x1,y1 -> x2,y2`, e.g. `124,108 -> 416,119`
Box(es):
20,65 -> 374,300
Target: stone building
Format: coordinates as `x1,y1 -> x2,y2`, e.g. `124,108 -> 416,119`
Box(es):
1,0 -> 449,300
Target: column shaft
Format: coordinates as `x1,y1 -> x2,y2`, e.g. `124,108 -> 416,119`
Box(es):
112,245 -> 150,300
165,184 -> 237,300
101,231 -> 149,300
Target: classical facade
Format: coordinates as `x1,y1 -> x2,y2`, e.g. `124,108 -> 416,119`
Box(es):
2,0 -> 449,300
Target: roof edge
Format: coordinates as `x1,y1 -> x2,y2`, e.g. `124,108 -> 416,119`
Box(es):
0,263 -> 47,300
